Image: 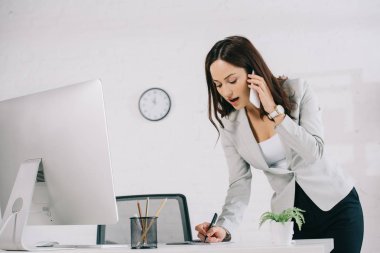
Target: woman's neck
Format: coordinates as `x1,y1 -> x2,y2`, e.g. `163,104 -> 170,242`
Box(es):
245,104 -> 261,118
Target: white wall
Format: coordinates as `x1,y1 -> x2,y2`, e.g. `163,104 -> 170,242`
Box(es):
1,0 -> 379,252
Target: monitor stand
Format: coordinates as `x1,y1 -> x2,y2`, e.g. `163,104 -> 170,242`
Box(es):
0,158 -> 41,251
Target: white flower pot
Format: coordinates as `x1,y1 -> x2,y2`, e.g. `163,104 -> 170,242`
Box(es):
270,221 -> 294,245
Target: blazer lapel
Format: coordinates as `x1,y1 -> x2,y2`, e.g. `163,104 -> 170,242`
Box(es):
234,109 -> 269,171
224,109 -> 294,174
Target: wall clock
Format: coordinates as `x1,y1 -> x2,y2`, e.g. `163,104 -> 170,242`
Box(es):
138,87 -> 171,121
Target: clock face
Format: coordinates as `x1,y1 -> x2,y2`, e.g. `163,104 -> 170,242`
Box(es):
138,88 -> 171,121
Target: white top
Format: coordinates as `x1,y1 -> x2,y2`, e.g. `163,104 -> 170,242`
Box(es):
258,134 -> 287,168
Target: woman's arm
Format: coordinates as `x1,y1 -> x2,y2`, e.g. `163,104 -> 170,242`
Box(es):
215,130 -> 252,237
275,81 -> 324,164
248,75 -> 324,164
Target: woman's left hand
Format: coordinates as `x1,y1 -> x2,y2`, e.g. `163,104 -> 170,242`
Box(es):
247,73 -> 276,113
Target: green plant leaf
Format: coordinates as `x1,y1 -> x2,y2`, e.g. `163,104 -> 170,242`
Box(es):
259,207 -> 306,230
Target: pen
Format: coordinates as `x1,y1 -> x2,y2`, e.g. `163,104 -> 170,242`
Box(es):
204,213 -> 218,242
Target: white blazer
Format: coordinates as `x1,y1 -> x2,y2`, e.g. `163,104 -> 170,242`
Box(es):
215,78 -> 354,235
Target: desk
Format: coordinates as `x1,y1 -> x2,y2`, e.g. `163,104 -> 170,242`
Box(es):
0,239 -> 333,253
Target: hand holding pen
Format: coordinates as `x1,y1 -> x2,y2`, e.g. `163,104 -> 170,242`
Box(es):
195,213 -> 228,243
204,213 -> 218,242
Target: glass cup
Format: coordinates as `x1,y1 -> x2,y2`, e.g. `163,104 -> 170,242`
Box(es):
130,216 -> 158,249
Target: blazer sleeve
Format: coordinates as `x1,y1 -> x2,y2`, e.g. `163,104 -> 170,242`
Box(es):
215,129 -> 252,237
275,81 -> 324,164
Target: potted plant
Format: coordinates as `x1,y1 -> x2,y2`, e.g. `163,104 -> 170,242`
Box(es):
259,207 -> 305,245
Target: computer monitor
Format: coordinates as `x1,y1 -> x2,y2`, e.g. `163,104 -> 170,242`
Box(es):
0,79 -> 118,250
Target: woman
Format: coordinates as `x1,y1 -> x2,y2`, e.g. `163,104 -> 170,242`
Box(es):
195,36 -> 363,253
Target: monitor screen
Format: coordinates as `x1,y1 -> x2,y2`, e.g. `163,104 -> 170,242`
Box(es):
0,79 -> 118,250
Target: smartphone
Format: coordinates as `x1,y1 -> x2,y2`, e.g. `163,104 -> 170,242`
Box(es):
249,70 -> 260,108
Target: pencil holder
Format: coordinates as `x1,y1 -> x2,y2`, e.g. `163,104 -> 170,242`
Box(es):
130,216 -> 158,249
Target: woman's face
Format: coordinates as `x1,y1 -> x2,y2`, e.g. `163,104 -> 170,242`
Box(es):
210,59 -> 250,110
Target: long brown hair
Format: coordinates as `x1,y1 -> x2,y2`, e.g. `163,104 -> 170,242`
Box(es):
205,36 -> 295,133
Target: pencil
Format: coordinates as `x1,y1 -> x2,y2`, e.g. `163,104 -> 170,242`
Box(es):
133,214 -> 142,231
137,201 -> 143,218
153,198 -> 168,217
144,197 -> 149,243
137,201 -> 144,230
140,198 -> 168,241
145,197 -> 149,217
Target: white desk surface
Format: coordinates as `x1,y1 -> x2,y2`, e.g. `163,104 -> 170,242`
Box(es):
0,239 -> 333,253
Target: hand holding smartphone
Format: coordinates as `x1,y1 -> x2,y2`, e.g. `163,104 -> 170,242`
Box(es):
249,70 -> 260,108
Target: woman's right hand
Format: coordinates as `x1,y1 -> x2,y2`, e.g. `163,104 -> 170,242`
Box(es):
194,222 -> 226,243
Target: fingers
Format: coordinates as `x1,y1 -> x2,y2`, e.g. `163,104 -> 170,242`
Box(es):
247,74 -> 267,91
195,223 -> 207,241
206,236 -> 223,243
205,226 -> 218,237
248,83 -> 265,98
204,226 -> 226,243
195,224 -> 226,243
195,222 -> 210,240
247,73 -> 276,113
248,73 -> 264,81
197,233 -> 206,241
195,222 -> 209,233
